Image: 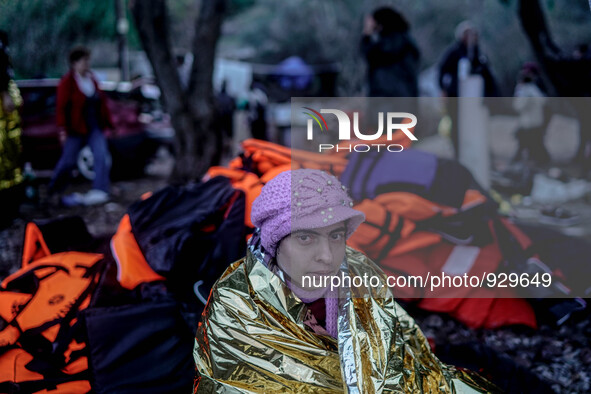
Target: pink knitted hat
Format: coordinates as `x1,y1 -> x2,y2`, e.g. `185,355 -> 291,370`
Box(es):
251,169 -> 365,256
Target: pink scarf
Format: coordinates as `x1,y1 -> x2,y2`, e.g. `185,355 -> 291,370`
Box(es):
286,277 -> 339,338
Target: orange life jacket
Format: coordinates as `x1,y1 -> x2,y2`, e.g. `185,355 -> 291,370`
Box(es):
347,190 -> 538,330
240,138 -> 349,176
0,222 -> 103,393
111,214 -> 166,290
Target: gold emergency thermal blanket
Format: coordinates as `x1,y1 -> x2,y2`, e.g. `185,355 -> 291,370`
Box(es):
0,80 -> 23,191
193,246 -> 499,393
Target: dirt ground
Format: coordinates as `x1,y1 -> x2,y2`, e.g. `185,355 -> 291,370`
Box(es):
0,147 -> 173,278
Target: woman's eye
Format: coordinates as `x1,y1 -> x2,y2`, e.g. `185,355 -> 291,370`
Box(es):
298,235 -> 312,243
331,233 -> 345,241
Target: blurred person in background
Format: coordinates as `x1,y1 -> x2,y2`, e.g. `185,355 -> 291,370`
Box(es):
512,62 -> 550,166
248,81 -> 268,141
48,46 -> 113,205
214,80 -> 236,158
361,6 -> 420,98
0,30 -> 24,227
439,21 -> 498,159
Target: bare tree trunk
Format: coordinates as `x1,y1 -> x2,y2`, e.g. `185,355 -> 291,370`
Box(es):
518,0 -> 583,96
187,0 -> 226,178
518,0 -> 591,164
130,0 -> 225,184
116,0 -> 130,81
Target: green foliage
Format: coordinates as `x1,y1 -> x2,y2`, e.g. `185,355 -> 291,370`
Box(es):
498,0 -> 556,8
228,0 -> 256,16
0,0 -> 139,78
228,0 -> 361,64
222,0 -> 375,93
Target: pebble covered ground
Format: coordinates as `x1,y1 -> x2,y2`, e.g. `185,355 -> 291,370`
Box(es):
411,306 -> 591,393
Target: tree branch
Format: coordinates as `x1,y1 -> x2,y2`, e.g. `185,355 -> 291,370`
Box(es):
517,0 -> 573,96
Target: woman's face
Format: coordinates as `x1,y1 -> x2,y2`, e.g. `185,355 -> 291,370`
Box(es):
73,56 -> 91,75
276,221 -> 347,291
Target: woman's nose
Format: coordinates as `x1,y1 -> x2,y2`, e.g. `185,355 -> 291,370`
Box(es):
314,238 -> 333,266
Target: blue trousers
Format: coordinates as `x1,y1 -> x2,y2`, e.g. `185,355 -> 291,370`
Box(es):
49,127 -> 111,193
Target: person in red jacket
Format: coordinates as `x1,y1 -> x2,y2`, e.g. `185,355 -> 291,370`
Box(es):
48,46 -> 113,204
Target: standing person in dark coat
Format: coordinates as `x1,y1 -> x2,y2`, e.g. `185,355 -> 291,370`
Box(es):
248,82 -> 268,141
439,22 -> 498,98
438,21 -> 498,159
48,46 -> 113,205
215,80 -> 236,158
361,6 -> 420,98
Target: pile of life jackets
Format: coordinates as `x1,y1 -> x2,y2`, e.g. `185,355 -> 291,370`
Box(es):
0,219 -> 103,393
0,211 -> 214,392
340,150 -> 537,329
